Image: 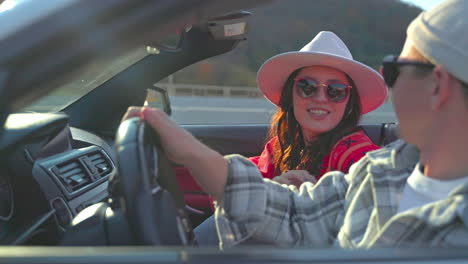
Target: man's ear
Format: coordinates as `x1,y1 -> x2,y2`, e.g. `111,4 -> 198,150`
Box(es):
431,66 -> 451,111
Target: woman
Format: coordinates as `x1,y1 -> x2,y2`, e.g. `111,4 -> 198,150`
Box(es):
248,31 -> 387,187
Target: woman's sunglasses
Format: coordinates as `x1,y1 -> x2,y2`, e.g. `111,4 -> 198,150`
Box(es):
293,77 -> 352,103
380,55 -> 435,88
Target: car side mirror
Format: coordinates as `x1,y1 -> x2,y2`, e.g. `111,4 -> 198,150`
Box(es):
144,86 -> 172,116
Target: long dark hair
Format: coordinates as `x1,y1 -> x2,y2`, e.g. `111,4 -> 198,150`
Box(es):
269,68 -> 361,176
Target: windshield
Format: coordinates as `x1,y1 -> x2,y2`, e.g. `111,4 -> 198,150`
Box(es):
22,47 -> 149,113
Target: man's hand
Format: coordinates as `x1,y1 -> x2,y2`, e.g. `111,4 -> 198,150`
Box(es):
272,170 -> 317,188
121,106 -> 228,200
122,106 -> 203,165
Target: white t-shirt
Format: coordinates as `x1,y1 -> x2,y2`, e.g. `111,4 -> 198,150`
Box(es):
397,163 -> 468,213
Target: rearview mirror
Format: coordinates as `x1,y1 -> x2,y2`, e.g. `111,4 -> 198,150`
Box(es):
144,86 -> 172,116
206,11 -> 251,40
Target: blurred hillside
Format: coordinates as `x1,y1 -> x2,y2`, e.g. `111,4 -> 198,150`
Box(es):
174,0 -> 422,86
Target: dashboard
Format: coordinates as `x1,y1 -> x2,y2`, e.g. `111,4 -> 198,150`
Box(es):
0,113 -> 116,245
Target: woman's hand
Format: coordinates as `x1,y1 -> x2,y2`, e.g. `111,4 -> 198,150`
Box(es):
272,170 -> 317,188
121,106 -> 228,200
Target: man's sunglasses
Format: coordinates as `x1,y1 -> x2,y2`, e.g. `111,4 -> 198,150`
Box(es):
380,55 -> 435,88
294,77 -> 352,103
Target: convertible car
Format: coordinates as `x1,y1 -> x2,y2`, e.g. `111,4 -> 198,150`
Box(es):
0,0 -> 467,263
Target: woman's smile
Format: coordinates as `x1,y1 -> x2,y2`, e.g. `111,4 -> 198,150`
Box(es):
307,107 -> 330,120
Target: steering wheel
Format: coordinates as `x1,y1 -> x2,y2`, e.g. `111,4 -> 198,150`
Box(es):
112,117 -> 194,245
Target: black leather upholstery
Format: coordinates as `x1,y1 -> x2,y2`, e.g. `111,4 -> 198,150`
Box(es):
60,203 -> 133,245
361,123 -> 399,146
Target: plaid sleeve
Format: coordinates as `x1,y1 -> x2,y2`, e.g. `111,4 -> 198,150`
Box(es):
214,155 -> 349,249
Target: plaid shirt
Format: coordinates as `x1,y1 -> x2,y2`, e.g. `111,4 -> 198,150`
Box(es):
214,140 -> 468,249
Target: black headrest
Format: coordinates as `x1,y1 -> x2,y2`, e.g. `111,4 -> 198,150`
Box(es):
361,123 -> 399,146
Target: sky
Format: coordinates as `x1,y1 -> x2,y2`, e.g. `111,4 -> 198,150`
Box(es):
402,0 -> 446,10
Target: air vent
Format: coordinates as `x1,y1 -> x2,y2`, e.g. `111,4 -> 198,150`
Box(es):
50,150 -> 113,194
52,160 -> 92,193
85,151 -> 112,179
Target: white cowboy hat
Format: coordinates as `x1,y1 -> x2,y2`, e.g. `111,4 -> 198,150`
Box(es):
257,31 -> 387,114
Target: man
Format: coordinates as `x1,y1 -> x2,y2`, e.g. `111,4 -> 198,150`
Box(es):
124,0 -> 468,248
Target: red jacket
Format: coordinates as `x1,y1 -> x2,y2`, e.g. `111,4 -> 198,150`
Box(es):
176,129 -> 379,210
248,129 -> 379,180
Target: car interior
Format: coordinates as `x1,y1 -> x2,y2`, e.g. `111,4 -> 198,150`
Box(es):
0,0 -> 400,248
